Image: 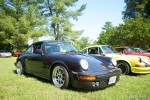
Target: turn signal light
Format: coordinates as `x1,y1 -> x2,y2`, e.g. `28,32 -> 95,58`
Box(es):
78,75 -> 96,80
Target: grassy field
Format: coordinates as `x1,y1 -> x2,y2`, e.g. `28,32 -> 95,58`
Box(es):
0,57 -> 150,100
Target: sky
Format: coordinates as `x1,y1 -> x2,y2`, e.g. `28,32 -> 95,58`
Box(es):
72,0 -> 126,41
37,0 -> 126,44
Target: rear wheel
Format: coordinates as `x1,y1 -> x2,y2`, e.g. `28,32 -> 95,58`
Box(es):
51,64 -> 70,89
117,61 -> 131,75
16,61 -> 24,75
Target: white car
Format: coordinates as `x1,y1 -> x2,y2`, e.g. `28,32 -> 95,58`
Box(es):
0,50 -> 12,57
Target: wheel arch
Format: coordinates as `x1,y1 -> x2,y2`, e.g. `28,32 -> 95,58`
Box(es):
49,61 -> 70,81
117,60 -> 131,68
117,60 -> 132,74
16,58 -> 26,70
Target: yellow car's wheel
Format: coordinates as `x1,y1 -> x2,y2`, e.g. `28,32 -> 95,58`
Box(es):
117,61 -> 131,75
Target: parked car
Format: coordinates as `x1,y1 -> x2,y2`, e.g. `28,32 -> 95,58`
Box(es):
81,45 -> 150,75
133,48 -> 147,53
14,41 -> 121,89
13,50 -> 23,57
0,50 -> 12,57
134,48 -> 147,53
115,46 -> 150,58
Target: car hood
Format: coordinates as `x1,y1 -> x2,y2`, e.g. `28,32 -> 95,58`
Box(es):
74,54 -> 114,72
47,53 -> 115,72
105,54 -> 138,59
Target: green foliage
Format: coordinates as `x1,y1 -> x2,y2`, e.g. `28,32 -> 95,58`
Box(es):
0,0 -> 48,51
99,0 -> 150,49
123,0 -> 150,19
74,37 -> 91,50
97,17 -> 150,49
39,0 -> 86,41
0,0 -> 87,51
97,21 -> 118,46
119,16 -> 150,48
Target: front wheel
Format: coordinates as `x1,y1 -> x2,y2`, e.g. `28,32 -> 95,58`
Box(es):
52,64 -> 70,89
16,61 -> 24,75
117,62 -> 131,75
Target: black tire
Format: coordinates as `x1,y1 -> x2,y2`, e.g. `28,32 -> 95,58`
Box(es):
117,61 -> 131,75
51,64 -> 70,89
16,61 -> 25,75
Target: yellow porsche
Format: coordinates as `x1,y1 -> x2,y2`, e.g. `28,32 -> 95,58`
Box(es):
81,45 -> 150,74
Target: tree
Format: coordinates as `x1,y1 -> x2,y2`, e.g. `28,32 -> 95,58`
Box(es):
0,0 -> 48,50
38,0 -> 86,41
97,21 -> 118,46
123,0 -> 150,19
75,37 -> 92,50
119,16 -> 150,48
97,17 -> 150,49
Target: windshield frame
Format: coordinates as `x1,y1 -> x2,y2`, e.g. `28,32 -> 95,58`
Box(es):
100,45 -> 117,54
44,41 -> 78,54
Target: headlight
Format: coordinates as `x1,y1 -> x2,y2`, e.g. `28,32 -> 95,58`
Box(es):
80,59 -> 88,70
111,59 -> 117,66
137,57 -> 142,63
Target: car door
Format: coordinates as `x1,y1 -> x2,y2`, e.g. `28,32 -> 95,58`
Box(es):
25,43 -> 48,77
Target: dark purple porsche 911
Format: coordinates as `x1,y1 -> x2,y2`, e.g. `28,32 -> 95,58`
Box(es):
15,41 -> 121,90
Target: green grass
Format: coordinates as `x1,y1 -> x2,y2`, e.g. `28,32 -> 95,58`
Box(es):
0,57 -> 150,100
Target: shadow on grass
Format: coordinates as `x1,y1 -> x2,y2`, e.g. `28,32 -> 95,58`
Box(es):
13,70 -> 108,92
13,70 -> 50,84
129,72 -> 148,76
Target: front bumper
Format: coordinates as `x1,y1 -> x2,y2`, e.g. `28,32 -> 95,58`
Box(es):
70,69 -> 121,90
131,67 -> 150,74
131,63 -> 150,74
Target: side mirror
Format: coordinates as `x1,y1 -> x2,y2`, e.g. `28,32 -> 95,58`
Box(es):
35,49 -> 43,54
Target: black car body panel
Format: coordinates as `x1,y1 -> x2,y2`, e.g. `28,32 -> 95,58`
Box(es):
15,41 -> 121,89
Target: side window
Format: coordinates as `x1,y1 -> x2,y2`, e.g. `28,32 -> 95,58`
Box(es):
88,47 -> 98,54
82,49 -> 87,54
115,48 -> 123,53
25,46 -> 33,54
33,43 -> 42,53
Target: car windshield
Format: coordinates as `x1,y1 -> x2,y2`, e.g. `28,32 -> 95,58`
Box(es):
100,46 -> 116,54
137,48 -> 146,53
127,47 -> 135,54
45,42 -> 78,53
139,48 -> 146,53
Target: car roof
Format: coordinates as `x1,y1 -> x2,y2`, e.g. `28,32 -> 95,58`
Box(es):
32,40 -> 69,45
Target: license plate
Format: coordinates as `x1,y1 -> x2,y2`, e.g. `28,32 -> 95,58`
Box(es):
108,76 -> 116,85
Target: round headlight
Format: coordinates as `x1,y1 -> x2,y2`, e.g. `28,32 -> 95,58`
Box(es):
111,59 -> 117,66
80,59 -> 88,70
